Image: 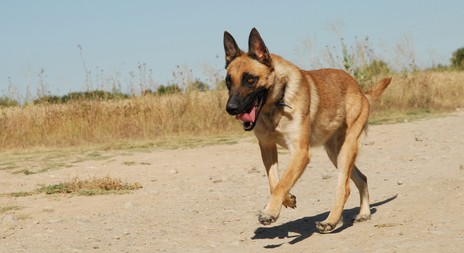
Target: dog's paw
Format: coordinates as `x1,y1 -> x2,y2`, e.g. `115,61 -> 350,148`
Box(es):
258,213 -> 278,225
315,221 -> 336,233
282,193 -> 297,209
353,213 -> 371,223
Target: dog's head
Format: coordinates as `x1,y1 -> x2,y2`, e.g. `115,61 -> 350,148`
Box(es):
223,28 -> 274,131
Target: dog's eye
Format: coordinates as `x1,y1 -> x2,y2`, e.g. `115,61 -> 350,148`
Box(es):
246,77 -> 256,85
242,73 -> 258,86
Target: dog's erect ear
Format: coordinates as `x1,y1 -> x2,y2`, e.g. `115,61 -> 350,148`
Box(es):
224,31 -> 242,68
248,28 -> 272,67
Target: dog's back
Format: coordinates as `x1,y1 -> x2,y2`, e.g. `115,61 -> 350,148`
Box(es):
301,69 -> 390,146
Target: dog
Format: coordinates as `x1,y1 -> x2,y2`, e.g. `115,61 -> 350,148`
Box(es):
223,28 -> 391,233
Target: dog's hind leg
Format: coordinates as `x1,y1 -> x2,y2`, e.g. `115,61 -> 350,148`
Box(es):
259,141 -> 297,209
317,109 -> 369,233
350,166 -> 371,222
317,136 -> 357,232
324,138 -> 371,224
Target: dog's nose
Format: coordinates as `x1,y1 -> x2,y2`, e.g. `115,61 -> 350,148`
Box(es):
226,102 -> 240,115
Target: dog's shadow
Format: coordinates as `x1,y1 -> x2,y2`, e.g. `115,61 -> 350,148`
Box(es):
252,195 -> 397,248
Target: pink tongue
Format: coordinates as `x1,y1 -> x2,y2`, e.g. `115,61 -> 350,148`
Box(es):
236,106 -> 257,123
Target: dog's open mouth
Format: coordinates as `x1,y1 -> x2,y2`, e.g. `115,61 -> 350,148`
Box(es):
235,94 -> 265,131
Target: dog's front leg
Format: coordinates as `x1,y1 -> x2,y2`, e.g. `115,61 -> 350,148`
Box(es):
259,140 -> 279,192
259,141 -> 297,209
258,144 -> 309,225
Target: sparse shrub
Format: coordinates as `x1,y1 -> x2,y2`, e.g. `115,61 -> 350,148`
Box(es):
156,84 -> 182,94
33,90 -> 129,104
33,95 -> 63,104
428,64 -> 450,72
451,47 -> 464,71
0,96 -> 19,107
62,90 -> 129,102
142,89 -> 155,96
187,79 -> 209,92
354,59 -> 392,88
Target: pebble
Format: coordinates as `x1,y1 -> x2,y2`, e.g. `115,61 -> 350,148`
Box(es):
47,218 -> 63,224
321,174 -> 332,180
43,206 -> 54,212
124,201 -> 134,209
364,140 -> 375,146
248,167 -> 260,174
397,180 -> 404,185
2,214 -> 17,224
229,241 -> 240,246
169,169 -> 179,174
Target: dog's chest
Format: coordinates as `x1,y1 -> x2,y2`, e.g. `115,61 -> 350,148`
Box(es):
255,109 -> 300,148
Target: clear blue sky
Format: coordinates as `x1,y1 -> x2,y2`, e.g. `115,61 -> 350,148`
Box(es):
1,0 -> 463,99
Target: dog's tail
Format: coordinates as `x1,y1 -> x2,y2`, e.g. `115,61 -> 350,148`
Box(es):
365,77 -> 392,102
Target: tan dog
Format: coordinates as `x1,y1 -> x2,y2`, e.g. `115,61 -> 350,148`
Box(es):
223,28 -> 391,233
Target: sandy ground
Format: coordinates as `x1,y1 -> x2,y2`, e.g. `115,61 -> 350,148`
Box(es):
1,112 -> 464,253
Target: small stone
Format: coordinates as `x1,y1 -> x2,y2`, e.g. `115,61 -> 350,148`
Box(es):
2,214 -> 17,224
321,174 -> 332,180
124,201 -> 133,209
248,167 -> 260,174
43,206 -> 54,212
397,181 -> 404,186
169,169 -> 179,174
230,241 -> 240,246
364,140 -> 375,146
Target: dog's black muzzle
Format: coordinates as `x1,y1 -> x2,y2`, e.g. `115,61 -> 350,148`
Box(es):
225,88 -> 267,131
226,88 -> 266,115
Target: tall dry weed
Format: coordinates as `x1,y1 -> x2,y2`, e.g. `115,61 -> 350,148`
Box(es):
374,71 -> 464,110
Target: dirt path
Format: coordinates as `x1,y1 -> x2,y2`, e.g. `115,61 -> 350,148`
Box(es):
1,112 -> 464,253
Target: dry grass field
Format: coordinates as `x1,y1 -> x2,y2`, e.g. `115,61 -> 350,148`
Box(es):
0,90 -> 239,149
1,70 -> 463,150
